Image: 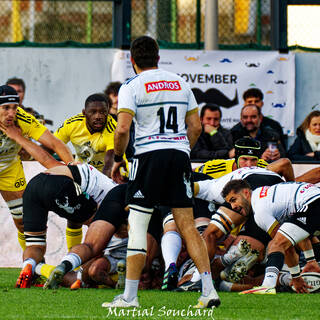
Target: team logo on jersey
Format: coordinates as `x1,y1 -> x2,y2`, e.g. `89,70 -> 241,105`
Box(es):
145,80 -> 181,93
259,186 -> 269,198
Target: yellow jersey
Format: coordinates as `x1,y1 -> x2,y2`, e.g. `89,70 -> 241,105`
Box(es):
194,158 -> 268,179
54,114 -> 117,172
0,107 -> 47,173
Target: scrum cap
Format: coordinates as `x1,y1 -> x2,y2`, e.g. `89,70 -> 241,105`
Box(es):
235,137 -> 261,166
0,85 -> 20,106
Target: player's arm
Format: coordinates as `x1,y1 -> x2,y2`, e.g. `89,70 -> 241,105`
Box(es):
103,149 -> 114,177
295,167 -> 320,184
266,158 -> 295,181
38,129 -> 74,164
0,123 -> 62,168
111,111 -> 133,183
185,109 -> 202,149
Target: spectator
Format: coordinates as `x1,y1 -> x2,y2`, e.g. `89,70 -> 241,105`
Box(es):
287,110 -> 320,162
190,104 -> 234,160
104,81 -> 122,120
231,104 -> 286,162
6,77 -> 41,120
232,88 -> 287,150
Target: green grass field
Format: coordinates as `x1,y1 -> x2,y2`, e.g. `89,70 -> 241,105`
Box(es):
0,268 -> 318,320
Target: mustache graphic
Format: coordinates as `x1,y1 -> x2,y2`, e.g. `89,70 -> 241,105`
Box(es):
192,88 -> 239,108
220,58 -> 232,63
274,80 -> 287,84
267,70 -> 274,74
184,56 -> 199,61
245,62 -> 260,68
272,102 -> 286,108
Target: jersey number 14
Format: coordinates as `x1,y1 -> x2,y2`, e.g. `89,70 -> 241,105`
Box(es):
157,106 -> 178,133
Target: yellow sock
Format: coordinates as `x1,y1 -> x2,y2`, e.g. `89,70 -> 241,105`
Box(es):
17,231 -> 26,251
66,227 -> 83,251
40,264 -> 56,279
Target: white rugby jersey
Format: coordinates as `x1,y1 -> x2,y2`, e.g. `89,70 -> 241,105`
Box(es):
197,166 -> 283,204
117,68 -> 198,155
252,182 -> 320,235
77,164 -> 117,204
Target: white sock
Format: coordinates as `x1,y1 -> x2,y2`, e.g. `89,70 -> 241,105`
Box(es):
200,271 -> 214,296
161,231 -> 182,270
35,263 -> 44,276
191,269 -> 201,282
23,258 -> 36,275
279,272 -> 291,287
62,253 -> 82,271
262,267 -> 279,288
123,279 -> 139,302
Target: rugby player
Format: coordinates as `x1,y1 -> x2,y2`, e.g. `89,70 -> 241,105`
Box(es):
54,93 -> 128,249
15,163 -> 117,288
222,180 -> 320,294
105,36 -> 219,309
0,85 -> 73,251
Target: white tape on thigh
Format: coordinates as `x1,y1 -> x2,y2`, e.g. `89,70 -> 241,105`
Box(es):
278,222 -> 310,246
210,207 -> 235,235
162,213 -> 174,229
127,207 -> 152,257
7,198 -> 23,220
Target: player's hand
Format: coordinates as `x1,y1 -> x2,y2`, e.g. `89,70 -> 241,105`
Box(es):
290,276 -> 312,293
270,148 -> 280,161
111,160 -> 128,184
302,260 -> 320,273
0,122 -> 22,140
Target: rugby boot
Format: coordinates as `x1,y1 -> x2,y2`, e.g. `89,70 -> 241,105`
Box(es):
102,294 -> 139,308
240,286 -> 276,295
43,264 -> 66,289
15,264 -> 33,288
221,239 -> 251,266
161,263 -> 178,291
193,288 -> 221,309
115,259 -> 126,289
175,280 -> 202,292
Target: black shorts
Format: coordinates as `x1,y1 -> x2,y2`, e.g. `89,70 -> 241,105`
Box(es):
285,198 -> 320,236
23,173 -> 97,232
126,149 -> 194,208
92,184 -> 129,230
244,174 -> 283,190
92,183 -> 163,243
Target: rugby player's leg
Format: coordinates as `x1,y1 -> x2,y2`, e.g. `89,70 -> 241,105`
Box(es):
203,206 -> 246,260
1,190 -> 25,250
173,207 -> 220,308
44,220 -> 116,289
66,220 -> 83,252
261,227 -> 310,293
160,219 -> 181,290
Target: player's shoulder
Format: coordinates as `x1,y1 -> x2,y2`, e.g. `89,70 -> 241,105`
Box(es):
122,75 -> 139,86
16,107 -> 34,125
257,158 -> 268,168
195,159 -> 234,179
105,115 -> 117,133
64,113 -> 85,125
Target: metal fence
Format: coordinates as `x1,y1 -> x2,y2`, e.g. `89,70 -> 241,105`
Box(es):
1,0 -> 271,48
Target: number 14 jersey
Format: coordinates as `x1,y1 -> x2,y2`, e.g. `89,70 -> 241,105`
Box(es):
117,68 -> 198,156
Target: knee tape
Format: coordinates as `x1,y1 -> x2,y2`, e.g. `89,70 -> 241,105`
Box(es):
127,205 -> 153,257
7,198 -> 23,220
25,232 -> 47,247
210,207 -> 235,235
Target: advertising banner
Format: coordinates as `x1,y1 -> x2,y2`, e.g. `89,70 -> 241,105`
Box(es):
112,50 -> 295,135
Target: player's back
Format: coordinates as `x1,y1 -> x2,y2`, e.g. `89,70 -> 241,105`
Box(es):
118,69 -> 198,155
